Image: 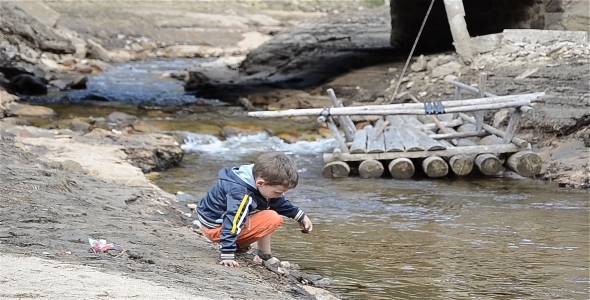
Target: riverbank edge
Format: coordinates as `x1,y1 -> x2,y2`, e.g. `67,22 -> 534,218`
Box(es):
0,126 -> 339,299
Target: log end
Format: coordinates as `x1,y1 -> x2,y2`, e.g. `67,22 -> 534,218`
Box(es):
359,160 -> 384,179
506,151 -> 543,177
475,153 -> 503,176
388,158 -> 415,179
322,161 -> 350,178
422,156 -> 449,178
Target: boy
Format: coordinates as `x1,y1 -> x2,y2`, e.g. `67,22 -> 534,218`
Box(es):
197,152 -> 313,268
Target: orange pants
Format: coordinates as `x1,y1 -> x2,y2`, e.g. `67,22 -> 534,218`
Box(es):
200,210 -> 284,249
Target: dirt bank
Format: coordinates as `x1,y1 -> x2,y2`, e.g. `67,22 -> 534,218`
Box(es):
0,131 -> 334,299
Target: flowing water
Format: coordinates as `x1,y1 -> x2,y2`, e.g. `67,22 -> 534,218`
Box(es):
33,59 -> 589,300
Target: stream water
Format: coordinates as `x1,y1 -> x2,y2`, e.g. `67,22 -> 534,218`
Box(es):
33,59 -> 589,300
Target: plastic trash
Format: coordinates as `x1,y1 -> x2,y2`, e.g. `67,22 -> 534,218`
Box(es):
88,237 -> 126,256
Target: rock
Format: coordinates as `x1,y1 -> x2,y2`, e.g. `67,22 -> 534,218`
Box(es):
50,75 -> 87,90
236,31 -> 272,52
11,1 -> 60,28
502,29 -> 588,45
39,40 -> 75,54
7,103 -> 56,118
60,160 -> 84,172
69,118 -> 92,132
123,145 -> 184,173
410,54 -> 427,72
426,57 -> 440,71
443,74 -> 458,82
499,45 -> 521,55
106,112 -> 137,123
470,33 -> 502,55
8,74 -> 47,95
317,127 -> 333,138
1,117 -> 30,126
87,39 -> 111,61
431,61 -> 463,78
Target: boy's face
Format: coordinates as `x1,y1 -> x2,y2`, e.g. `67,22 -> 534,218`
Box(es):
255,177 -> 289,199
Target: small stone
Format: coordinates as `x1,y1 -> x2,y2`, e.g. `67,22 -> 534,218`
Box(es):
405,81 -> 414,89
418,91 -> 427,97
410,54 -> 427,72
187,203 -> 197,210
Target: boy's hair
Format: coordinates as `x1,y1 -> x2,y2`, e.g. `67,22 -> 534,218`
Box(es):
253,152 -> 299,188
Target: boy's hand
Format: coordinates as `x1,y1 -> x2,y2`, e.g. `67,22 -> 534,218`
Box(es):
219,260 -> 239,267
299,215 -> 313,233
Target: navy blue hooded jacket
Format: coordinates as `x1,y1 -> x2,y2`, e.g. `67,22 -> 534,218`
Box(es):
197,164 -> 306,260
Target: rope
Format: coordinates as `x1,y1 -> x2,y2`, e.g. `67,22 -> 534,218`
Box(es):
387,0 -> 436,104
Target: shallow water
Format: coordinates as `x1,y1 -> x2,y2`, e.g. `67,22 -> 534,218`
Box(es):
156,133 -> 589,300
34,59 -> 589,299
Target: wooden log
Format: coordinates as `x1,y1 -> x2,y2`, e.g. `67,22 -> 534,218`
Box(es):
453,85 -> 462,100
458,113 -> 529,148
430,131 -> 488,140
327,88 -> 356,142
359,160 -> 384,179
366,124 -> 386,153
443,0 -> 473,63
384,127 -> 404,152
350,129 -> 368,154
247,93 -> 545,118
475,73 -> 487,131
505,151 -> 542,177
406,127 -> 446,150
388,158 -> 415,179
448,155 -> 474,176
396,127 -> 425,151
421,119 -> 463,131
503,108 -> 522,143
323,143 -> 522,162
326,116 -> 349,153
422,156 -> 449,178
475,153 -> 503,175
322,161 -> 350,178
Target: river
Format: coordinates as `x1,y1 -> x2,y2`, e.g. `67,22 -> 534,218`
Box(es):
36,59 -> 589,300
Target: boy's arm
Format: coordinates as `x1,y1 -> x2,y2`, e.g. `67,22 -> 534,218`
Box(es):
219,189 -> 252,261
270,196 -> 306,223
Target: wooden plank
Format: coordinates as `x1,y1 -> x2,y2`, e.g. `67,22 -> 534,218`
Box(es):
386,115 -> 406,127
323,143 -> 522,162
396,127 -> 425,151
406,127 -> 446,151
366,124 -> 386,153
503,108 -> 522,143
349,129 -> 368,154
421,119 -> 463,131
384,127 -> 404,152
401,115 -> 424,127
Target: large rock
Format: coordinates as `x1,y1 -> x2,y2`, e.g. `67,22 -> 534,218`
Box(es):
8,74 -> 47,95
6,102 -> 56,118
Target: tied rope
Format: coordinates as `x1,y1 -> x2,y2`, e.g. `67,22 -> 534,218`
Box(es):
387,0 -> 436,104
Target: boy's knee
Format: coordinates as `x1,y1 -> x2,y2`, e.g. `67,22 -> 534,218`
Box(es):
267,210 -> 284,226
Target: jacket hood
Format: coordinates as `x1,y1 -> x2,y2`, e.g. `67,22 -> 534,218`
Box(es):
219,164 -> 259,193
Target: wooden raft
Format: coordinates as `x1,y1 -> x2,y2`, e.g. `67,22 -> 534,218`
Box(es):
248,73 -> 545,180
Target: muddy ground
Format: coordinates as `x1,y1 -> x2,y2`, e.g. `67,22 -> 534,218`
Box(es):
0,1 -> 588,299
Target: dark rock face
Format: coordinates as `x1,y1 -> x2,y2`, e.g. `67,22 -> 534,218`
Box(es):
123,146 -> 183,174
184,8 -> 398,102
8,74 -> 47,95
0,3 -> 74,83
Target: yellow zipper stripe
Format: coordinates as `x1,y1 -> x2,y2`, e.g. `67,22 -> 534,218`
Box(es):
231,194 -> 249,234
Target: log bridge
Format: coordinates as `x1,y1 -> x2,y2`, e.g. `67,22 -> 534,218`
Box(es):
248,73 -> 545,180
